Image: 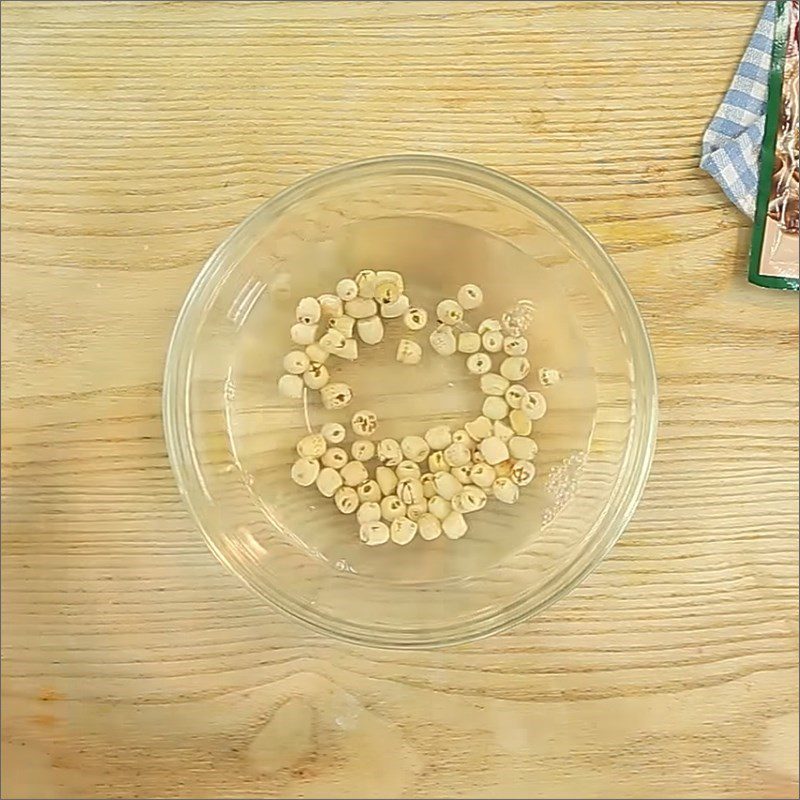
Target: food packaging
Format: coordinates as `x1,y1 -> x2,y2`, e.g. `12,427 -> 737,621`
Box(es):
748,0 -> 799,290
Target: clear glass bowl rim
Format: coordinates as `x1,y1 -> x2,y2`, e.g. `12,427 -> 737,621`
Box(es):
163,154 -> 658,648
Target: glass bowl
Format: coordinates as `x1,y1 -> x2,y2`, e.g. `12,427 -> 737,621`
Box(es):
163,155 -> 657,648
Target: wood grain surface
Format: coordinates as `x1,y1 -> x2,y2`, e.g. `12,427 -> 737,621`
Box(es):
2,2 -> 798,798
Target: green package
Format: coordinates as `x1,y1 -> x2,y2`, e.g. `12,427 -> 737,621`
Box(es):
748,0 -> 799,290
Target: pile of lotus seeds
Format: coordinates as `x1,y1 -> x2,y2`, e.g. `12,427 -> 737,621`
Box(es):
280,269 -> 560,546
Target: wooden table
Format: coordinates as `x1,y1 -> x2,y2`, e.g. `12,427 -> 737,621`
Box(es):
2,2 -> 798,798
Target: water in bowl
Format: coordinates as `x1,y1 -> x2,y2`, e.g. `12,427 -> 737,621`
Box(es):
225,215 -> 596,583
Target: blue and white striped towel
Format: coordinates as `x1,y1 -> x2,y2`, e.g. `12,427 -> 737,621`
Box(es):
700,1 -> 775,219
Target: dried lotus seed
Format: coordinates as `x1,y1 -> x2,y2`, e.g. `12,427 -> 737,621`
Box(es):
480,373 -> 510,396
321,422 -> 346,444
321,447 -> 348,469
469,462 -> 496,488
452,429 -> 475,448
319,329 -> 346,354
336,278 -> 358,300
303,363 -> 329,390
332,339 -> 358,361
334,486 -> 359,514
390,516 -> 417,545
457,283 -> 483,310
376,465 -> 398,496
482,395 -> 509,420
500,356 -> 531,382
351,410 -> 378,437
351,440 -> 376,462
505,384 -> 527,409
451,465 -> 473,484
291,457 -> 320,487
424,425 -> 452,450
296,296 -> 321,325
396,460 -> 422,480
360,520 -> 390,546
355,269 -> 377,298
442,511 -> 468,540
328,315 -> 355,337
458,332 -> 481,353
433,471 -> 462,501
401,435 -> 430,463
396,338 -> 423,365
420,472 -> 437,498
357,480 -> 382,504
290,322 -> 318,346
418,513 -> 442,540
466,352 -> 492,375
443,442 -> 471,468
397,477 -> 424,506
374,280 -> 400,306
318,293 -> 343,317
429,325 -> 457,356
509,408 -> 533,436
436,299 -> 464,325
340,460 -> 369,487
539,367 -> 561,386
320,383 -> 353,410
493,477 -> 520,504
428,496 -> 452,520
478,318 -> 502,334
380,495 -> 406,521
522,391 -> 547,420
452,485 -> 487,514
278,374 -> 304,399
380,295 -> 410,319
479,436 -> 510,465
345,297 -> 378,319
316,467 -> 343,497
503,335 -> 528,356
340,339 -> 359,361
357,502 -> 382,524
464,415 -> 493,441
305,342 -> 329,364
377,438 -> 402,466
428,451 -> 448,473
297,433 -> 326,459
407,502 -> 427,522
403,307 -> 428,331
493,420 -> 514,442
375,270 -> 404,292
356,315 -> 384,345
509,436 -> 538,461
511,460 -> 536,487
331,339 -> 358,361
283,351 -> 310,374
334,461 -> 369,488
482,330 -> 504,353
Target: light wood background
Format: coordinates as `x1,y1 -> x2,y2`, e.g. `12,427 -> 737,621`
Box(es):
2,2 -> 798,798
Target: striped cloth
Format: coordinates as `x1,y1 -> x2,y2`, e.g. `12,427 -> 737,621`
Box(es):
700,1 -> 775,219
